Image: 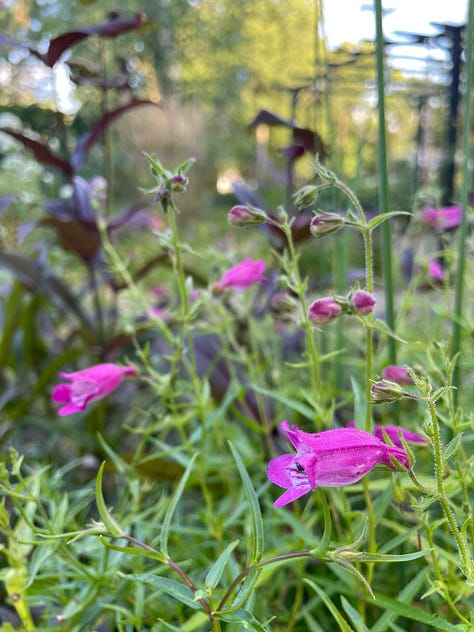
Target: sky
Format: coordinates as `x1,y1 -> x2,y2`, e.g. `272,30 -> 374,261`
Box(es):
323,0 -> 468,48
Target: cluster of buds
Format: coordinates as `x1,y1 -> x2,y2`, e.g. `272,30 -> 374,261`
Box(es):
308,288 -> 376,326
143,153 -> 195,212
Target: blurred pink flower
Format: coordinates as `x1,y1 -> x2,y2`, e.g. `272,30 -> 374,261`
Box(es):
420,206 -> 461,231
147,306 -> 170,320
151,286 -> 168,298
267,421 -> 409,508
428,259 -> 445,283
214,258 -> 266,293
381,365 -> 413,384
308,297 -> 342,325
52,363 -> 136,416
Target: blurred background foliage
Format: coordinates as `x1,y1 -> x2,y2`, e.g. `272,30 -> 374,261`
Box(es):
0,0 -> 457,221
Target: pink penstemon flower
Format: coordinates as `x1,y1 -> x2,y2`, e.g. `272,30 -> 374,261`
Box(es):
213,258 -> 266,293
267,421 -> 409,508
52,363 -> 137,416
419,206 -> 462,232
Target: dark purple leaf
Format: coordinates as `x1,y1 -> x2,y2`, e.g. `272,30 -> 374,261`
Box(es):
0,250 -> 96,335
108,205 -> 160,231
279,144 -> 306,163
71,100 -> 159,172
231,182 -> 266,209
41,218 -> 101,263
293,126 -> 327,159
46,13 -> 143,67
0,128 -> 73,175
248,109 -> 292,128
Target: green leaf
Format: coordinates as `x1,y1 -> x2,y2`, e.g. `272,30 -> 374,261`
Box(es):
229,565 -> 259,611
370,592 -> 460,631
340,596 -> 370,632
160,453 -> 197,557
442,432 -> 463,462
95,461 -> 124,538
205,540 -> 239,589
228,442 -> 264,564
98,536 -> 166,564
304,579 -> 355,632
367,211 -> 411,231
217,606 -> 267,631
250,384 -> 315,418
312,488 -> 332,556
350,377 -> 367,430
119,572 -> 200,611
353,549 -> 429,563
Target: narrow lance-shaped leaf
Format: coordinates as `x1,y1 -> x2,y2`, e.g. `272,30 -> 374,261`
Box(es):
0,128 -> 73,175
0,14 -> 143,68
160,454 -> 197,557
228,442 -> 264,564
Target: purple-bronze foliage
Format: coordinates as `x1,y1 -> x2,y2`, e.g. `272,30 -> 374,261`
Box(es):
52,363 -> 137,416
267,421 -> 409,508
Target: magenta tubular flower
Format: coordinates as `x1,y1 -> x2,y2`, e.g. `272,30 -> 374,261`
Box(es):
374,425 -> 427,447
52,363 -> 137,416
420,206 -> 462,231
351,289 -> 376,315
308,297 -> 342,325
381,365 -> 413,384
428,259 -> 445,283
267,421 -> 409,508
213,258 -> 266,293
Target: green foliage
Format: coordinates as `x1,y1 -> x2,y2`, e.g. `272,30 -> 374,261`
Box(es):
0,4 -> 473,631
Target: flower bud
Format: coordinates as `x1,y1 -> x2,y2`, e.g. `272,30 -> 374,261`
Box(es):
227,204 -> 268,226
351,289 -> 376,315
170,174 -> 188,192
308,297 -> 342,325
293,185 -> 320,207
309,213 -> 344,238
370,379 -> 404,403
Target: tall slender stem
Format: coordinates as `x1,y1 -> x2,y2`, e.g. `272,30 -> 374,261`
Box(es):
427,398 -> 473,580
282,221 -> 322,414
374,0 -> 396,365
451,0 -> 474,406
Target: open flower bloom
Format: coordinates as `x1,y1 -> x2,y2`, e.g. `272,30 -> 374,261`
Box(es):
52,363 -> 137,416
213,258 -> 266,293
267,421 -> 409,508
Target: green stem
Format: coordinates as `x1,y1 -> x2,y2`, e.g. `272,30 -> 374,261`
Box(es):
427,398 -> 473,580
451,0 -> 474,406
281,220 -> 322,415
216,550 -> 316,612
374,0 -> 396,365
167,202 -> 201,402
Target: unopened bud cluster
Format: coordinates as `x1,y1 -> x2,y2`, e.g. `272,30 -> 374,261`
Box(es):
308,288 -> 376,326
